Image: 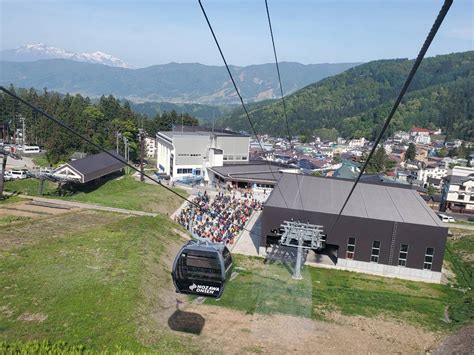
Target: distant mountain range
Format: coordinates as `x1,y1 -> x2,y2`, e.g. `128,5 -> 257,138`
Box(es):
220,51 -> 474,140
0,43 -> 130,68
0,56 -> 360,105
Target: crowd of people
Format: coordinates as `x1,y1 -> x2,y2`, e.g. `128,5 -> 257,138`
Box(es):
176,190 -> 263,244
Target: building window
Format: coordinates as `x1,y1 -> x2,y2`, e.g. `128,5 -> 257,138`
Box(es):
177,168 -> 193,174
458,195 -> 465,200
459,185 -> 466,191
423,247 -> 434,270
470,195 -> 474,202
370,240 -> 380,263
398,244 -> 408,266
346,237 -> 356,259
242,156 -> 248,160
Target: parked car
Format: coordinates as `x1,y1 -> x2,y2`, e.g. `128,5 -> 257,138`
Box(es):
9,169 -> 29,180
437,213 -> 455,223
3,171 -> 13,181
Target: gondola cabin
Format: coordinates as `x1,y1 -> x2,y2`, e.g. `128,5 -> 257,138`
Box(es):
172,241 -> 233,298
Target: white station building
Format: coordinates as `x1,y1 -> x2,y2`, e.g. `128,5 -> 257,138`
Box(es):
156,127 -> 250,181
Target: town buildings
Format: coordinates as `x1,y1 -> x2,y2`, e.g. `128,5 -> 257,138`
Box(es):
441,166 -> 474,212
145,137 -> 156,158
410,127 -> 431,145
416,161 -> 448,189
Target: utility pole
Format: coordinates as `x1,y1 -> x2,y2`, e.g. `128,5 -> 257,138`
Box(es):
116,131 -> 122,154
21,115 -> 26,147
139,129 -> 145,182
122,136 -> 129,175
0,150 -> 7,199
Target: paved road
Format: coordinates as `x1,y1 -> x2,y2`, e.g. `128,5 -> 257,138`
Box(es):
445,211 -> 474,222
448,223 -> 474,231
3,193 -> 158,217
231,211 -> 263,256
4,156 -> 35,170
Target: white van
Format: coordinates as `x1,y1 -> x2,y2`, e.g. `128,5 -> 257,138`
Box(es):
22,145 -> 41,154
437,214 -> 455,223
9,169 -> 29,180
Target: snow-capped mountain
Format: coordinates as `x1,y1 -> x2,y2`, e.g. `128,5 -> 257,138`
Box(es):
0,43 -> 130,68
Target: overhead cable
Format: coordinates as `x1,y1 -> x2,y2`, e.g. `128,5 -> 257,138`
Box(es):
327,0 -> 453,236
198,0 -> 290,209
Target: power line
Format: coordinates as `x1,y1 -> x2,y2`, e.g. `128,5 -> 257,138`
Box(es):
264,0 -> 305,211
327,0 -> 453,237
0,85 -> 262,239
198,0 -> 290,209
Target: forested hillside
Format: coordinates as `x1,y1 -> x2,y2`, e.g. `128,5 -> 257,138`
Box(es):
0,87 -> 197,164
129,101 -> 235,123
221,51 -> 473,141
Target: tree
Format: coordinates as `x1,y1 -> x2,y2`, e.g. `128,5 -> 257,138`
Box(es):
364,146 -> 387,174
314,128 -> 338,142
438,148 -> 448,158
427,184 -> 437,196
373,146 -> 387,173
299,130 -> 313,143
405,143 -> 416,161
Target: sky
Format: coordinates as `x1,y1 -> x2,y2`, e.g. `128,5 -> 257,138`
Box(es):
0,0 -> 472,68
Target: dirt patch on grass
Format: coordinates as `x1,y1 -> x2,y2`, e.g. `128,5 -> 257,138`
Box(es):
0,210 -> 126,251
432,322 -> 474,354
0,200 -> 78,218
17,312 -> 48,322
173,304 -> 440,354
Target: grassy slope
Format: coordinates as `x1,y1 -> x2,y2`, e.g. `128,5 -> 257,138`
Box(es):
207,237 -> 473,331
4,177 -> 186,215
0,211 -> 191,352
4,179 -> 57,196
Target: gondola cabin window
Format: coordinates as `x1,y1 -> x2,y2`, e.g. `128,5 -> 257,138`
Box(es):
178,251 -> 222,282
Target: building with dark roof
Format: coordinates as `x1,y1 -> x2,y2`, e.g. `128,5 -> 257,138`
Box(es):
208,161 -> 291,189
53,151 -> 124,183
261,173 -> 448,282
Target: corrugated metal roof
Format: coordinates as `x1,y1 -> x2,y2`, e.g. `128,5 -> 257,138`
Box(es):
67,151 -> 125,183
266,173 -> 444,227
209,162 -> 285,183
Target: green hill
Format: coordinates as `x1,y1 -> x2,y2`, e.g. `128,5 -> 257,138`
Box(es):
129,101 -> 236,123
220,51 -> 474,140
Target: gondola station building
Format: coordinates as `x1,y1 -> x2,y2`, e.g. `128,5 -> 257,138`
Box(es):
262,173 -> 448,283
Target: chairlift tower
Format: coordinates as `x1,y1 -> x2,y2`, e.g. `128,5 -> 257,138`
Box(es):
279,221 -> 326,279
